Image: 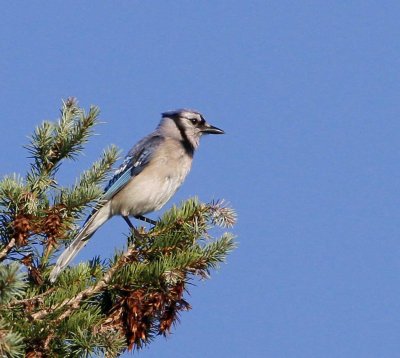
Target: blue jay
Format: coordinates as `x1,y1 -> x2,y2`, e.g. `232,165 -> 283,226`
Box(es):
49,109 -> 224,282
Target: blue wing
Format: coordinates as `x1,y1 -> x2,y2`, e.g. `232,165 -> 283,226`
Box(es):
102,135 -> 164,201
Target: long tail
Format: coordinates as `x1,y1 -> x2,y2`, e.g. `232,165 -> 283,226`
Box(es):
49,202 -> 112,282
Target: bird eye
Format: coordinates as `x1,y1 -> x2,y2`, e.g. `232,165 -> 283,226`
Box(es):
190,118 -> 198,125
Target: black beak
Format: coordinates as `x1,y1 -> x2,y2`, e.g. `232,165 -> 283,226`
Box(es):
201,122 -> 225,135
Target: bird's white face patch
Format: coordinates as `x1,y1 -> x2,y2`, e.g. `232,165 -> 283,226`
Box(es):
179,112 -> 205,140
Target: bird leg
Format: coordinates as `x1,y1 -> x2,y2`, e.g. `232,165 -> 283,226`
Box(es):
123,216 -> 135,229
134,215 -> 157,226
122,216 -> 144,240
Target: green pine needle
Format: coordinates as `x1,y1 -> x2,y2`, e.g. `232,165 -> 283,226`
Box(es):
0,263 -> 26,304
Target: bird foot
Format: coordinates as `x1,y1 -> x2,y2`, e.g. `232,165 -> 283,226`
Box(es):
123,216 -> 146,241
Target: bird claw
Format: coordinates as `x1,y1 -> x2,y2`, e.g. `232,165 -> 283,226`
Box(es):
122,215 -> 156,239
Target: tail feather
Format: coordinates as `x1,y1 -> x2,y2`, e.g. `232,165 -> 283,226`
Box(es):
49,203 -> 111,282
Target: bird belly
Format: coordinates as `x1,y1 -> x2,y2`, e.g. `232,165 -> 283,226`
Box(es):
110,153 -> 191,217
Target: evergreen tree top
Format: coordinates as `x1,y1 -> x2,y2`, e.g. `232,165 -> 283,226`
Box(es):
0,99 -> 236,357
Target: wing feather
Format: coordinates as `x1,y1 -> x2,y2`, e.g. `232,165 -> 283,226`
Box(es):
102,135 -> 164,200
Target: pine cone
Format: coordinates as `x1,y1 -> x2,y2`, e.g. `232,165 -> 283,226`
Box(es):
44,213 -> 61,234
42,211 -> 63,247
12,214 -> 32,247
26,349 -> 44,358
29,267 -> 44,286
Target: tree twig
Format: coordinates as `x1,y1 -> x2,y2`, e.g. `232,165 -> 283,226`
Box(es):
31,247 -> 136,321
0,238 -> 16,261
6,287 -> 56,309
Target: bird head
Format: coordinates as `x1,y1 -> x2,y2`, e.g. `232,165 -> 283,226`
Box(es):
161,109 -> 224,150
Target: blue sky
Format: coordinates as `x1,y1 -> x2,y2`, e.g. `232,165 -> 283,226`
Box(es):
1,1 -> 400,357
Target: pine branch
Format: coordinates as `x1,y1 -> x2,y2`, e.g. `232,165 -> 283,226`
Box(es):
53,145 -> 120,223
77,145 -> 120,188
6,287 -> 56,309
0,263 -> 26,305
25,98 -> 101,194
31,247 -> 137,321
0,99 -> 237,356
0,318 -> 25,357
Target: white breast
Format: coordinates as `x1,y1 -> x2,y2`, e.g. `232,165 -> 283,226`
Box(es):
110,139 -> 192,217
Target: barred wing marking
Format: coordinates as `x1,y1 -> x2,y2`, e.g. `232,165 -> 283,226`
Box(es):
102,135 -> 164,200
